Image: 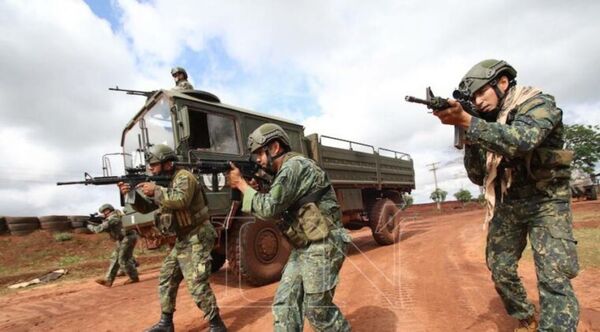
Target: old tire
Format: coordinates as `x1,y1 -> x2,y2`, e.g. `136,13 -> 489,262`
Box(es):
7,222 -> 39,236
6,217 -> 40,235
369,198 -> 401,246
0,217 -> 7,234
227,218 -> 291,286
40,215 -> 71,231
211,252 -> 227,273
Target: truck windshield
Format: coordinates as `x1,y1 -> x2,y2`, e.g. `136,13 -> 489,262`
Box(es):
144,97 -> 174,148
122,96 -> 174,168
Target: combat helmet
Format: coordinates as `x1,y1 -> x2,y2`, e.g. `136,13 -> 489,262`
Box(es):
247,123 -> 291,153
146,144 -> 178,164
98,203 -> 115,213
171,67 -> 188,79
456,59 -> 517,99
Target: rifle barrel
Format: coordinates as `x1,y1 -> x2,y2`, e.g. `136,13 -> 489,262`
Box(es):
405,96 -> 430,105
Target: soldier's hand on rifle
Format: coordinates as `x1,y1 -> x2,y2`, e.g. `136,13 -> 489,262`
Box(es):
227,162 -> 249,192
136,182 -> 156,197
248,178 -> 260,191
117,181 -> 131,195
432,99 -> 472,129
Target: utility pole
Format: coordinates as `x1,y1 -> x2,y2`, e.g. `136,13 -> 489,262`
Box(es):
427,162 -> 441,210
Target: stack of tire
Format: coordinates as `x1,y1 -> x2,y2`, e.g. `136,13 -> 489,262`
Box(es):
5,217 -> 40,236
69,215 -> 92,234
0,216 -> 7,235
39,215 -> 71,232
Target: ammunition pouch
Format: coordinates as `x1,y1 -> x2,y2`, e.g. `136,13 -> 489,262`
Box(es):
279,185 -> 333,248
526,148 -> 573,181
155,212 -> 173,234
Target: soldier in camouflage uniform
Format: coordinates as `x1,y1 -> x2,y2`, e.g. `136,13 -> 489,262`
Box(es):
118,144 -> 226,332
433,59 -> 579,331
171,67 -> 194,90
88,203 -> 139,287
228,123 -> 352,332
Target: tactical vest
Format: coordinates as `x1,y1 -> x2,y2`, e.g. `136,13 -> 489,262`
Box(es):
156,169 -> 210,235
503,95 -> 573,194
278,153 -> 336,248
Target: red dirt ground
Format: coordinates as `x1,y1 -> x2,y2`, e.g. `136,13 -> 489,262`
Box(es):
0,201 -> 598,331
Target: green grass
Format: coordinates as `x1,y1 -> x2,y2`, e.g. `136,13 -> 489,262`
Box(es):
54,232 -> 73,242
59,255 -> 83,267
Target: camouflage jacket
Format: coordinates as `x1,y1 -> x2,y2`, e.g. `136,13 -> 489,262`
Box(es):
175,80 -> 194,90
131,168 -> 210,235
464,92 -> 570,198
87,210 -> 127,241
241,152 -> 344,229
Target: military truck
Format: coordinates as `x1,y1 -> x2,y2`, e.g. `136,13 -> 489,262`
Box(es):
117,88 -> 415,285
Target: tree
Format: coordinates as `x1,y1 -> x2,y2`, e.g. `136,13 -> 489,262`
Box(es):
402,193 -> 413,209
564,124 -> 600,175
454,189 -> 472,206
430,188 -> 447,203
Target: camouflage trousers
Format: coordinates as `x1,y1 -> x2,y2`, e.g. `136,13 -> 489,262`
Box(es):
158,224 -> 219,320
273,229 -> 352,332
486,196 -> 579,331
105,233 -> 139,283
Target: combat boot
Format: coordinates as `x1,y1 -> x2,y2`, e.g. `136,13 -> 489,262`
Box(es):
514,315 -> 538,332
208,313 -> 227,332
94,278 -> 112,287
123,277 -> 140,285
144,312 -> 174,332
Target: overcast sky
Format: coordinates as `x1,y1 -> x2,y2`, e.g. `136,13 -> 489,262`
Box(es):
1,0 -> 599,216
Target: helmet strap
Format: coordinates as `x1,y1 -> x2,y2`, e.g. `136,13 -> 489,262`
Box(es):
264,143 -> 286,173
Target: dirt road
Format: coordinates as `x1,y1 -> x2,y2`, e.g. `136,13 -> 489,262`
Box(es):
1,203 -> 599,331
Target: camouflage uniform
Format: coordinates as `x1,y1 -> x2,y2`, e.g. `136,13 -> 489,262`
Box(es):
175,80 -> 194,90
464,91 -> 579,331
131,168 -> 220,320
88,209 -> 139,284
242,152 -> 352,332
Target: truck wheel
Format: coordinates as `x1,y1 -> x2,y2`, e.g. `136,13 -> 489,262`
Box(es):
211,252 -> 226,273
227,218 -> 291,286
369,198 -> 401,245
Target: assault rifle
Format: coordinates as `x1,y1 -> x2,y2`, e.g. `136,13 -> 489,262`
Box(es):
109,86 -> 157,98
405,87 -> 478,149
85,212 -> 104,226
56,168 -> 171,204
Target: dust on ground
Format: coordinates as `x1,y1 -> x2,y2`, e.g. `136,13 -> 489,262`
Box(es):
0,200 -> 598,331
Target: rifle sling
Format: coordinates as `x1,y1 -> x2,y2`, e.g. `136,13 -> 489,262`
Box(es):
287,185 -> 332,214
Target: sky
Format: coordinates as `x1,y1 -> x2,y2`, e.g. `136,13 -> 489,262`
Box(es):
1,0 -> 599,216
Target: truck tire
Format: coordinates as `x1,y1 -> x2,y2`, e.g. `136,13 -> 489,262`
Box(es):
588,185 -> 598,200
369,198 -> 401,246
211,252 -> 226,273
227,218 -> 291,286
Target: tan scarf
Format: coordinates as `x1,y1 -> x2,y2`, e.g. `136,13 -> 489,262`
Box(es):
482,86 -> 542,227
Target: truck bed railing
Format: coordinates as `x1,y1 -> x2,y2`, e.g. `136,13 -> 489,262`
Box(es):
377,148 -> 412,161
319,135 -> 375,154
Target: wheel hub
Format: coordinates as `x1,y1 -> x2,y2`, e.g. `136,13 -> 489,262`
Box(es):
255,228 -> 279,263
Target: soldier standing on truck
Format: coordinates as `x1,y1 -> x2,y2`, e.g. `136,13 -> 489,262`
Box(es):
228,123 -> 352,332
431,59 -> 579,332
88,203 -> 139,287
117,144 -> 227,332
171,67 -> 194,90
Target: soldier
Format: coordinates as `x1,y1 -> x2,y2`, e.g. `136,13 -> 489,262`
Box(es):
88,203 -> 139,287
117,144 -> 226,332
432,59 -> 579,331
171,67 -> 194,90
228,123 -> 352,332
